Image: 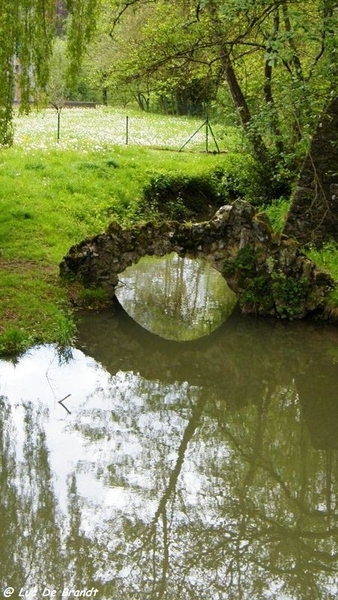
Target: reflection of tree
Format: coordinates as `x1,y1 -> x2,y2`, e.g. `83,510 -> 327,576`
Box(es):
74,372 -> 338,600
0,398 -> 25,589
0,398 -> 102,592
142,392 -> 207,599
65,474 -> 98,589
172,387 -> 338,599
117,253 -> 236,340
20,403 -> 64,590
3,312 -> 338,598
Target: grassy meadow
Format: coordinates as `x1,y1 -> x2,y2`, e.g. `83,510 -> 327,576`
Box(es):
0,107 -> 245,354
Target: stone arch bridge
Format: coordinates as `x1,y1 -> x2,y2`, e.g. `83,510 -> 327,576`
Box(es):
60,200 -> 334,319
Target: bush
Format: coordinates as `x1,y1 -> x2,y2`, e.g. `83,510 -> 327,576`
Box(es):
219,155 -> 294,206
141,170 -> 226,219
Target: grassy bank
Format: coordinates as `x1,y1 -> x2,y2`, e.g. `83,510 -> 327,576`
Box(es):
1,107 -> 245,354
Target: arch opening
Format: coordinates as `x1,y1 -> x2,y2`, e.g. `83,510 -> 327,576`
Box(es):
115,252 -> 237,341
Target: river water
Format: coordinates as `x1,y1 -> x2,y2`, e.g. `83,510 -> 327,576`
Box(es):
1,255 -> 338,599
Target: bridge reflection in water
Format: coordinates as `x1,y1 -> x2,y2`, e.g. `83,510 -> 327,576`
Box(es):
115,252 -> 237,340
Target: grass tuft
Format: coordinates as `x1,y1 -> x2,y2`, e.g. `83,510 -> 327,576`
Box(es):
306,242 -> 338,312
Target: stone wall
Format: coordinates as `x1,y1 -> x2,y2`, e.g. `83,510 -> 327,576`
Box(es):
60,200 -> 334,319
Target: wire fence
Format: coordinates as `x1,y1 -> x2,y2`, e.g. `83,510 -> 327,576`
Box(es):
13,106 -> 228,153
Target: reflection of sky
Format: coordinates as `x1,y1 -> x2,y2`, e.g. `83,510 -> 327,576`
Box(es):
0,345 -> 202,529
0,345 -> 111,512
1,341 -> 338,597
0,345 -> 103,406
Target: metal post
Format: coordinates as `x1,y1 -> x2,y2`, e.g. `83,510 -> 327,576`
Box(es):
126,115 -> 129,145
179,120 -> 206,152
208,122 -> 220,154
206,114 -> 209,153
57,109 -> 61,143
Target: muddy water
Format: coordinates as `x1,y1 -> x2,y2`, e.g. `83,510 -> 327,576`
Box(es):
1,256 -> 338,599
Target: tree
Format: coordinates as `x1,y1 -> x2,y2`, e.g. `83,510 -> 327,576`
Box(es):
95,0 -> 338,168
0,0 -> 99,146
0,0 -> 57,145
284,95 -> 338,246
2,0 -> 338,170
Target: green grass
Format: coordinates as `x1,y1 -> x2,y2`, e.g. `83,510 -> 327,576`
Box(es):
0,107 -> 245,354
263,198 -> 291,232
306,242 -> 338,311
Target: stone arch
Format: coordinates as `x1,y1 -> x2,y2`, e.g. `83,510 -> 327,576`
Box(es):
60,200 -> 334,319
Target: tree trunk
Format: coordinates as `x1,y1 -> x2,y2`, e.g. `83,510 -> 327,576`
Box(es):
284,96 -> 338,246
220,45 -> 269,164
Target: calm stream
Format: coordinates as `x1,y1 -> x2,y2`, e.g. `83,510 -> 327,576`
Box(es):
1,255 -> 338,599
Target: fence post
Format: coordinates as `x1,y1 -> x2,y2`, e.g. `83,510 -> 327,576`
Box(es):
205,114 -> 209,153
57,108 -> 61,143
126,115 -> 129,145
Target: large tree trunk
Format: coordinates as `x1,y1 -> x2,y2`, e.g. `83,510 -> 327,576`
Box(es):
284,96 -> 338,246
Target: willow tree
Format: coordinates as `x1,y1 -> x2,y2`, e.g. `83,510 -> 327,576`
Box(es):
0,0 -> 98,146
0,0 -> 53,144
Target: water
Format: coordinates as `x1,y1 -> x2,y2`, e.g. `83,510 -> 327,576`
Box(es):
115,253 -> 237,340
1,256 -> 338,599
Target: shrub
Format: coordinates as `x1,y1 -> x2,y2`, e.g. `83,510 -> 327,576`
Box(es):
141,170 -> 226,219
219,155 -> 294,206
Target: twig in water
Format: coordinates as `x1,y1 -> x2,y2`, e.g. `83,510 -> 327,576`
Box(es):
58,394 -> 72,415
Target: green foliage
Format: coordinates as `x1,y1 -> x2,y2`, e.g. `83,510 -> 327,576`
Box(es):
77,287 -> 110,308
47,38 -> 69,105
306,241 -> 338,309
141,169 -> 225,219
51,310 -> 77,348
272,273 -> 309,318
223,245 -> 258,280
1,0 -> 338,164
0,1 -> 17,146
89,0 -> 338,173
223,247 -> 275,312
66,0 -> 100,87
223,244 -> 312,317
219,155 -> 293,205
0,326 -> 34,356
0,0 -> 57,144
241,276 -> 273,310
306,242 -> 338,278
263,198 -> 291,233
